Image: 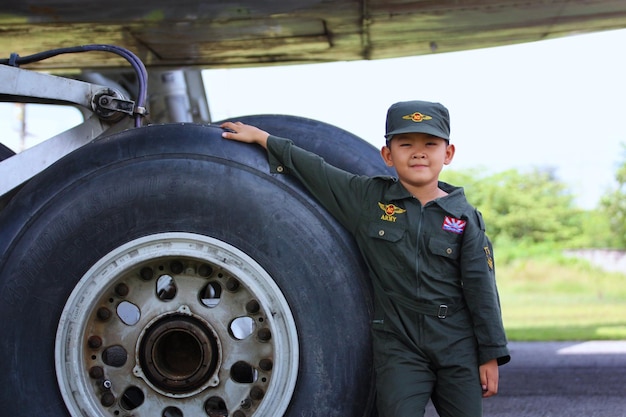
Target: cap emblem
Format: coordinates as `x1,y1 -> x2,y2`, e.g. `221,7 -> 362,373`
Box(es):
402,112 -> 432,123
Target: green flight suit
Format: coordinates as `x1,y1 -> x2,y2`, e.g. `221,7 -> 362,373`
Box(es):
265,135 -> 510,417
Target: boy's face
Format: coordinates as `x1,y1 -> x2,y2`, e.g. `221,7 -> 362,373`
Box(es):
380,132 -> 455,191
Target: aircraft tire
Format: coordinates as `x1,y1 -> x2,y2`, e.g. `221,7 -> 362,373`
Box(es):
0,142 -> 15,161
0,117 -> 390,417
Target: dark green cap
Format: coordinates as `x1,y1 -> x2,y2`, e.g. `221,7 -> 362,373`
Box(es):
385,100 -> 450,141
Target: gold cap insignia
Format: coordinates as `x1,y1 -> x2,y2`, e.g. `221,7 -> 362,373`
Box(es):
402,112 -> 432,123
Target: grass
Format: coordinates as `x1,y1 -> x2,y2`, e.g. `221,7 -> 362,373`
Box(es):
496,257 -> 626,341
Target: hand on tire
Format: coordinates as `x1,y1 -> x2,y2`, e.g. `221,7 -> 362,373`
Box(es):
221,121 -> 270,148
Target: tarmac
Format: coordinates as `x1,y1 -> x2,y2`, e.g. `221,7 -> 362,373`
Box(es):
425,341 -> 626,417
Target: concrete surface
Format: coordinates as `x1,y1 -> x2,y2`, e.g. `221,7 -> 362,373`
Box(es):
425,341 -> 626,417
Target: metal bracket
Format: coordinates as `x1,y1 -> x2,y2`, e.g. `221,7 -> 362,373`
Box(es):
0,65 -> 134,197
0,115 -> 132,197
0,65 -> 131,118
93,91 -> 135,122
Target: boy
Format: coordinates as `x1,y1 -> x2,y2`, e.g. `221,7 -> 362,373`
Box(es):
221,100 -> 510,417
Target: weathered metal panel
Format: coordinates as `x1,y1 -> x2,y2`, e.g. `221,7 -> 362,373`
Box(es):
1,0 -> 626,69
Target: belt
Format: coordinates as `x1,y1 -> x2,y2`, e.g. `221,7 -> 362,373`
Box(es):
385,290 -> 463,319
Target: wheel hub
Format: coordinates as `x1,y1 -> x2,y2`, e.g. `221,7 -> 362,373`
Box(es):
139,313 -> 219,394
55,233 -> 299,417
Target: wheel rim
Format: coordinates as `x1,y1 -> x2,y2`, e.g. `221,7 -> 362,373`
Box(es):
55,232 -> 299,417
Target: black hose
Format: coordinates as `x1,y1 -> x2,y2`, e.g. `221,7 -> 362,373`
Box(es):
1,45 -> 148,127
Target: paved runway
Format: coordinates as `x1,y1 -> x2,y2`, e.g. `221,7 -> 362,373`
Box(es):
425,341 -> 626,417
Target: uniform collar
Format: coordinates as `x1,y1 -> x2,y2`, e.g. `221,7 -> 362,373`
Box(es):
436,182 -> 468,218
383,178 -> 412,201
383,180 -> 468,217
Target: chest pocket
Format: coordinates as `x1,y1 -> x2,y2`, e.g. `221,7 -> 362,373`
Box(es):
366,222 -> 408,272
428,237 -> 460,260
367,222 -> 405,242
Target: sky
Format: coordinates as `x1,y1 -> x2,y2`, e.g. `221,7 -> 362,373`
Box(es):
202,28 -> 626,209
2,28 -> 625,209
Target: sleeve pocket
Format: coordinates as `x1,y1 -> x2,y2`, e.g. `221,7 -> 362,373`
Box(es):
428,237 -> 460,260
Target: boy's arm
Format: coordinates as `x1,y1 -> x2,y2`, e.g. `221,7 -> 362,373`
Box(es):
221,121 -> 368,232
461,211 -> 511,366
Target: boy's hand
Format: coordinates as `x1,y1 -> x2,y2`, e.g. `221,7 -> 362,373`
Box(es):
221,121 -> 270,148
479,359 -> 499,398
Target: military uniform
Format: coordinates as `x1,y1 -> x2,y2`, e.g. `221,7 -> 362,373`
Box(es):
263,100 -> 510,417
254,101 -> 510,417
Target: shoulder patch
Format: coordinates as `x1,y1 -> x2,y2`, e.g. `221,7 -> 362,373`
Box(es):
484,245 -> 494,270
442,216 -> 466,234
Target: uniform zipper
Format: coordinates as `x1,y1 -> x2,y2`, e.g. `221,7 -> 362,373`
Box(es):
415,200 -> 425,300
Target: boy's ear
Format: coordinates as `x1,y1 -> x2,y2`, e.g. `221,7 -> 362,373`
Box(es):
380,145 -> 394,167
444,143 -> 456,165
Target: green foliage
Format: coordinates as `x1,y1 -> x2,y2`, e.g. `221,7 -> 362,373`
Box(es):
440,142 -> 626,250
599,143 -> 626,248
576,209 -> 616,248
441,167 -> 583,248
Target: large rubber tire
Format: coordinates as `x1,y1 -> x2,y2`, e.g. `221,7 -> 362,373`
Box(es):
0,143 -> 18,209
218,115 -> 392,178
0,142 -> 15,161
0,116 -> 391,417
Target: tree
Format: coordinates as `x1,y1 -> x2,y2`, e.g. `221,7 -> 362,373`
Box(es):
441,167 -> 584,246
600,143 -> 626,248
